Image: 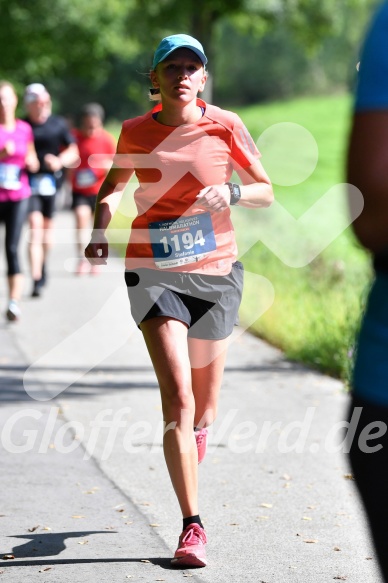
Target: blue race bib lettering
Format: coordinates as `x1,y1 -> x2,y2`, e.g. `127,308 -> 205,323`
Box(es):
30,174 -> 56,196
149,212 -> 216,269
75,169 -> 97,188
0,164 -> 22,190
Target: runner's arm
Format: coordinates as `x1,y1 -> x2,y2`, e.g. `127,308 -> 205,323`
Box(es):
347,111 -> 388,253
0,141 -> 15,160
195,159 -> 273,212
85,166 -> 134,264
25,142 -> 39,173
44,143 -> 80,172
234,158 -> 273,208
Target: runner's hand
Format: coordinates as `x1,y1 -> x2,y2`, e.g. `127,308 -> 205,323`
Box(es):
1,141 -> 15,157
44,154 -> 63,172
194,184 -> 230,212
84,232 -> 109,265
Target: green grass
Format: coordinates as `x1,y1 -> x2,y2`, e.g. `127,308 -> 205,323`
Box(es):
108,93 -> 373,383
233,94 -> 372,382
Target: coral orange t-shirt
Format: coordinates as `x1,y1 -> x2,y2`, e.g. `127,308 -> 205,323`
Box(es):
72,128 -> 116,196
116,99 -> 260,275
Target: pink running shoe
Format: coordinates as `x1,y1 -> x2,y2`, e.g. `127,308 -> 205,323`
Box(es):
90,263 -> 101,276
171,523 -> 207,567
76,259 -> 90,275
195,428 -> 208,464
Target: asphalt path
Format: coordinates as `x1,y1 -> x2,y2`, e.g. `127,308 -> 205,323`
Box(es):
0,210 -> 381,582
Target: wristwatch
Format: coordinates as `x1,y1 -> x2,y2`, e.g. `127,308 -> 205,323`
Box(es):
226,182 -> 241,205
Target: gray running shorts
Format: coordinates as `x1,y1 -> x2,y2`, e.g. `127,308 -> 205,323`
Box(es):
124,261 -> 244,340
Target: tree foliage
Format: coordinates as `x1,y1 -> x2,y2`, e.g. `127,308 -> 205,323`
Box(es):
0,0 -> 380,118
0,0 -> 135,83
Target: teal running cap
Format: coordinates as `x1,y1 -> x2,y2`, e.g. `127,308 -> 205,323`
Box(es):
152,34 -> 207,69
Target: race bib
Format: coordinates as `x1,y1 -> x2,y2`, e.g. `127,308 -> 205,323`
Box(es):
30,173 -> 56,196
0,164 -> 22,190
149,212 -> 216,269
75,169 -> 97,188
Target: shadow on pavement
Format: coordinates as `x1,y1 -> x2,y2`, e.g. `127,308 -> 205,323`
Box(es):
4,531 -> 114,558
0,359 -> 312,403
0,557 -> 201,571
0,365 -> 158,403
0,358 -> 311,403
1,531 -> 198,571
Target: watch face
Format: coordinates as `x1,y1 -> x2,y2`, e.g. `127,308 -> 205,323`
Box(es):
227,182 -> 241,204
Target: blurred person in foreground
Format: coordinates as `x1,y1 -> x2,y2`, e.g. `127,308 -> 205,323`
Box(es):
85,34 -> 273,567
24,83 -> 79,297
0,81 -> 39,321
71,103 -> 116,275
346,2 -> 388,581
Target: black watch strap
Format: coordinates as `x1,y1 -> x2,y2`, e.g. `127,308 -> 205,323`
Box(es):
226,182 -> 241,205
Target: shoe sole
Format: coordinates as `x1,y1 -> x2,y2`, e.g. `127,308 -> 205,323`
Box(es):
6,311 -> 19,322
31,284 -> 43,297
171,554 -> 207,568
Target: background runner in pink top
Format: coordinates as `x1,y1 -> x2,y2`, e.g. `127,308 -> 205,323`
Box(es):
0,119 -> 34,202
0,81 -> 38,321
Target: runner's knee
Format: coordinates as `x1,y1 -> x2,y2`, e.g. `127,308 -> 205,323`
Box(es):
161,389 -> 195,423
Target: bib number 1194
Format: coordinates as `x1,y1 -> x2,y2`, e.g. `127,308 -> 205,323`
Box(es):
160,229 -> 205,254
149,212 -> 216,269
